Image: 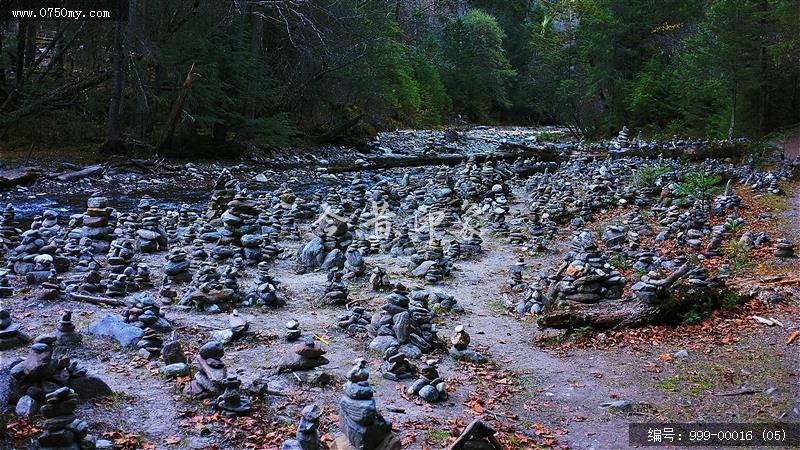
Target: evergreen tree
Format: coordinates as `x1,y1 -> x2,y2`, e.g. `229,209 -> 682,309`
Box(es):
442,9 -> 516,122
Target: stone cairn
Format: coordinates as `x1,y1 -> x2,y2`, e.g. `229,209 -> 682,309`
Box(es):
445,237 -> 462,260
0,203 -> 22,257
281,404 -> 323,450
409,238 -> 448,284
77,262 -> 103,293
297,206 -> 353,272
106,238 -> 136,274
516,277 -> 545,315
123,294 -> 171,331
714,180 -> 742,212
368,283 -> 438,360
206,169 -> 239,221
369,267 -> 390,291
344,244 -> 366,278
81,196 -> 116,253
337,306 -> 372,334
508,256 -> 526,290
407,359 -> 448,404
389,226 -> 416,257
774,238 -> 795,258
410,288 -> 463,315
321,269 -> 350,305
546,231 -> 626,306
276,339 -> 330,373
244,261 -> 285,308
336,359 -> 394,450
37,387 -> 95,449
9,340 -> 112,417
0,270 -> 14,296
165,247 -> 192,283
41,269 -> 66,301
135,328 -> 163,359
104,273 -> 128,298
215,375 -> 252,417
448,325 -> 486,364
0,308 -> 30,350
380,347 -> 415,381
185,341 -> 227,398
73,238 -> 97,273
55,310 -> 82,346
220,191 -> 261,260
135,198 -> 168,252
285,319 -> 302,341
158,336 -> 189,379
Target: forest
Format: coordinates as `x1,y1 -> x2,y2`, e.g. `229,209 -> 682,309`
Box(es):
0,2 -> 799,450
1,0 -> 798,156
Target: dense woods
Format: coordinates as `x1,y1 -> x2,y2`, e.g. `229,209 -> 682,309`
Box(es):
0,0 -> 798,155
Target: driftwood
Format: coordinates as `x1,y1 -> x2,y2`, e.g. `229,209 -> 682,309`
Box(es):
68,292 -> 127,307
539,264 -> 693,329
323,147 -> 563,174
0,167 -> 42,189
610,141 -> 750,160
54,164 -> 103,181
310,114 -> 364,145
448,420 -> 502,450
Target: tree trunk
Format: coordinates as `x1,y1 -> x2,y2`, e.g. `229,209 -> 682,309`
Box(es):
156,63 -> 195,155
727,81 -> 737,141
103,17 -> 126,155
14,21 -> 26,89
24,22 -> 37,68
0,27 -> 5,87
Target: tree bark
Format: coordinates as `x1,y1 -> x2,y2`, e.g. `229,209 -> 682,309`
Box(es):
156,63 -> 196,155
103,17 -> 126,155
14,21 -> 26,89
24,22 -> 37,68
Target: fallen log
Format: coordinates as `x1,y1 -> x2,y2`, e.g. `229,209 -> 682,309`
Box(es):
539,263 -> 693,329
310,113 -> 364,145
609,141 -> 751,160
0,167 -> 42,189
68,292 -> 127,307
322,147 -> 564,174
54,164 -> 103,181
448,420 -> 502,450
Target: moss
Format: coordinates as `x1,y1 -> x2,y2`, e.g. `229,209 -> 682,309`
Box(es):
656,375 -> 680,392
427,428 -> 450,442
486,299 -> 507,315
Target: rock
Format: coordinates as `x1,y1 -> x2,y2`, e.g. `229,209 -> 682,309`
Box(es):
162,339 -> 187,365
418,385 -> 438,403
674,349 -> 689,358
88,315 -> 144,347
15,395 -> 38,417
199,341 -> 225,360
66,374 -> 113,399
160,363 -> 190,378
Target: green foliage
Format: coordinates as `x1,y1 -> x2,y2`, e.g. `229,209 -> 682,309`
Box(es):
675,171 -> 723,207
160,7 -> 293,148
410,37 -> 453,126
724,239 -> 753,272
609,255 -> 631,270
681,296 -> 716,324
635,164 -> 671,188
442,9 -> 517,122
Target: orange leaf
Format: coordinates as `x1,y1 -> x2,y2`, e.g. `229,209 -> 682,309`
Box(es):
658,354 -> 673,363
164,436 -> 182,445
787,330 -> 799,345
